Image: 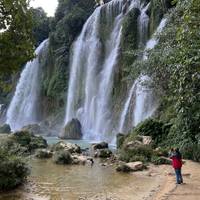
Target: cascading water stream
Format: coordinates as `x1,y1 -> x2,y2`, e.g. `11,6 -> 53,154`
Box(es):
64,0 -> 140,141
118,3 -> 149,132
6,39 -> 48,131
119,18 -> 167,132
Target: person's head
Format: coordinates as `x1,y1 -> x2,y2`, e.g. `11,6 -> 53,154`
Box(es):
175,148 -> 180,153
171,148 -> 174,152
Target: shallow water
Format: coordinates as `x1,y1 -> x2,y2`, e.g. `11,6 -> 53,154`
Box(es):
0,158 -> 157,200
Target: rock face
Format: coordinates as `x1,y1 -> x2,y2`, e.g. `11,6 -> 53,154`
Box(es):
0,124 -> 11,134
51,141 -> 81,154
60,118 -> 82,139
116,161 -> 145,172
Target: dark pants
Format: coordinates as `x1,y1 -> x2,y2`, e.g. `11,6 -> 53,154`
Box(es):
175,168 -> 183,184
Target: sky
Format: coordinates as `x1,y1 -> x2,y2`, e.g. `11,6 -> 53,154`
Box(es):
30,0 -> 58,16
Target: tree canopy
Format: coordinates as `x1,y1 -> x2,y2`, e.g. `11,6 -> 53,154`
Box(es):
0,0 -> 34,75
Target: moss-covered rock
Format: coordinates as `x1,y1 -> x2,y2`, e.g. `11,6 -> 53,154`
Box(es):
35,149 -> 53,159
116,133 -> 126,149
53,150 -> 73,165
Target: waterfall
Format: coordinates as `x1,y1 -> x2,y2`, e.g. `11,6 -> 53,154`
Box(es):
119,18 -> 167,132
118,3 -> 149,132
64,0 -> 140,141
6,39 -> 48,131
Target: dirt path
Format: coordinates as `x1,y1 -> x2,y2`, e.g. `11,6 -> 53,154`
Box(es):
150,161 -> 200,200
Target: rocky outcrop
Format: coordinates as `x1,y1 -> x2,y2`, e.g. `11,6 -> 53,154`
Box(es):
0,124 -> 11,134
60,118 -> 82,140
51,141 -> 81,154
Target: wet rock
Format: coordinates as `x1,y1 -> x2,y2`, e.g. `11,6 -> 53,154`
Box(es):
35,149 -> 53,159
72,155 -> 88,165
0,124 -> 11,134
53,150 -> 73,165
51,141 -> 81,154
60,118 -> 82,139
92,142 -> 108,150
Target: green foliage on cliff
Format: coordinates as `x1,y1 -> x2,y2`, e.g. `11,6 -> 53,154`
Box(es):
138,0 -> 200,156
30,7 -> 51,47
40,0 -> 95,113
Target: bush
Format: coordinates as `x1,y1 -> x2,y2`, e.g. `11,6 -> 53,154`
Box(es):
151,156 -> 171,165
132,118 -> 171,145
181,143 -> 200,162
12,131 -> 47,152
0,150 -> 30,190
119,146 -> 153,163
53,150 -> 72,165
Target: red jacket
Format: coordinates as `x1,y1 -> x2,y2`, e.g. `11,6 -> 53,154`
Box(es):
171,156 -> 182,169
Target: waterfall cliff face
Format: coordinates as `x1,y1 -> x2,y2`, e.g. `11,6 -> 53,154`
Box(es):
6,40 -> 48,131
65,0 -> 141,141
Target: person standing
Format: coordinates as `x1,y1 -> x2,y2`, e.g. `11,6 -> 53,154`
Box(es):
170,148 -> 183,184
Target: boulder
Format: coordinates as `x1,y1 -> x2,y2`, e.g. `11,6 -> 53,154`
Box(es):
60,118 -> 82,139
35,149 -> 53,159
53,150 -> 73,165
51,141 -> 81,154
0,124 -> 11,134
91,142 -> 108,150
97,149 -> 112,158
72,155 -> 87,165
125,161 -> 145,171
116,161 -> 145,172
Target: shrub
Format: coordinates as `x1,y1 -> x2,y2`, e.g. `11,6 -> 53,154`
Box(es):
132,118 -> 171,145
181,143 -> 200,162
0,150 -> 30,190
119,146 -> 153,163
53,150 -> 72,165
151,156 -> 171,165
12,131 -> 47,152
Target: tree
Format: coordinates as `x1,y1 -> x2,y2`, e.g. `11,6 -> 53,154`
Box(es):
0,0 -> 34,75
